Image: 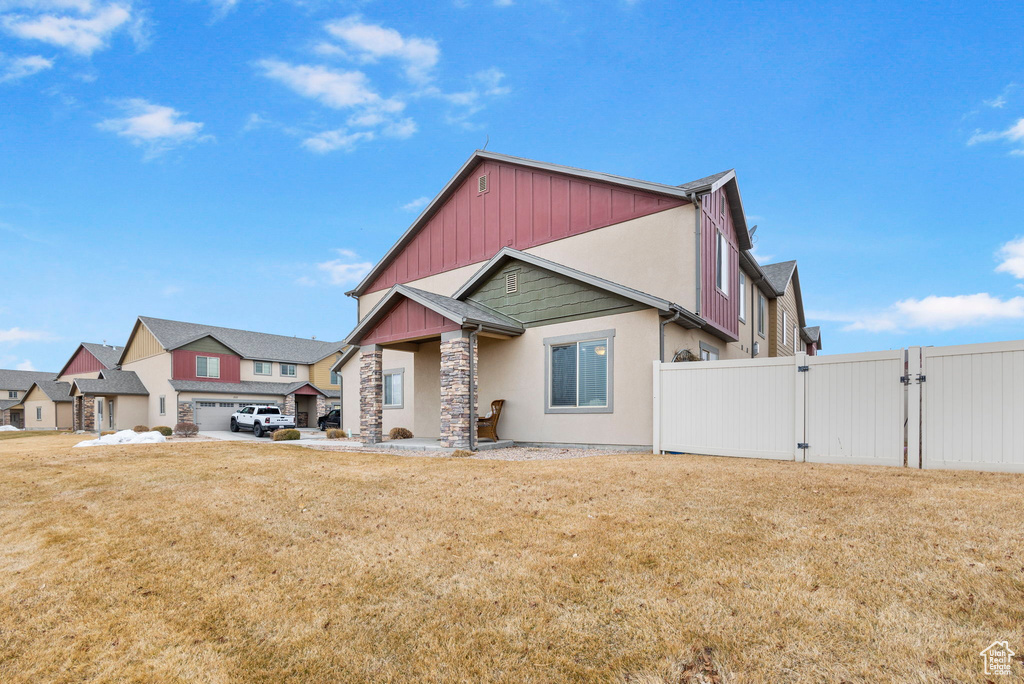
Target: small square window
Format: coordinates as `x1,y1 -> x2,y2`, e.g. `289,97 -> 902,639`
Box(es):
280,363 -> 296,377
254,361 -> 272,376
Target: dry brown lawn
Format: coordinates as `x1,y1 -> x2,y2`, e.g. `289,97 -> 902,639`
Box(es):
0,433 -> 1022,683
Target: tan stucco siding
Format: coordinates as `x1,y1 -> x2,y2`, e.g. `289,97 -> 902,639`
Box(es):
357,205 -> 698,321
310,355 -> 342,391
239,359 -> 311,383
23,386 -> 60,429
124,323 -> 163,364
336,348 -> 414,437
769,283 -> 800,357
114,396 -> 150,429
121,352 -> 175,427
1,389 -> 24,400
412,341 -> 441,439
56,403 -> 72,429
57,371 -> 103,382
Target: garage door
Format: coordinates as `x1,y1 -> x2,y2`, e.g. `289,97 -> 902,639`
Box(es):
194,401 -> 240,430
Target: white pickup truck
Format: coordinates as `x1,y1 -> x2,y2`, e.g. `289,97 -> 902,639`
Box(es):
230,405 -> 295,437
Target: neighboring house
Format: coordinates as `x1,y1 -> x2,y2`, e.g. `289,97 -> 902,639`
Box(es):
110,316 -> 344,431
760,261 -> 824,356
335,150 -> 820,448
0,369 -> 58,429
18,342 -> 125,431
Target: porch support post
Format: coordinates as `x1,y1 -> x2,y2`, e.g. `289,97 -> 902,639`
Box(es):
440,330 -> 476,449
359,345 -> 383,444
284,393 -> 297,420
72,396 -> 81,431
315,394 -> 327,420
82,397 -> 96,432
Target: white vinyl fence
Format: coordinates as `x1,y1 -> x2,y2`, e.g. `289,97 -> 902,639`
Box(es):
653,339 -> 1024,473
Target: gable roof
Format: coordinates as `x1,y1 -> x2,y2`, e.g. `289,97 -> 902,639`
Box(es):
56,342 -> 124,377
330,345 -> 359,373
0,398 -> 22,411
801,326 -> 822,350
120,317 -> 344,365
72,369 -> 149,396
453,247 -> 703,328
0,369 -> 58,391
347,150 -> 752,297
345,284 -> 525,347
761,260 -> 798,296
25,380 -> 73,403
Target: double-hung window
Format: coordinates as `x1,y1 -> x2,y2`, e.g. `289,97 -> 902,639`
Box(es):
196,356 -> 220,378
757,295 -> 766,337
8,390 -> 16,399
383,370 -> 403,409
716,232 -> 729,295
545,330 -> 613,414
738,272 -> 747,322
254,361 -> 272,375
280,363 -> 296,377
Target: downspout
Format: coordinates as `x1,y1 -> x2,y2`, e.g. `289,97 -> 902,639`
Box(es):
659,312 -> 681,363
468,324 -> 483,451
689,193 -> 701,316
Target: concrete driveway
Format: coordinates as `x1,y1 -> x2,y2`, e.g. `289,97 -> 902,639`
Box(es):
200,428 -> 327,442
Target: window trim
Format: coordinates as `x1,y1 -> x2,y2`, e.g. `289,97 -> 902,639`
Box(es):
699,341 -> 720,361
716,231 -> 729,296
159,395 -> 166,416
783,311 -> 789,346
279,363 -> 297,378
253,361 -> 272,376
738,272 -> 747,322
757,294 -> 766,338
543,329 -> 614,415
8,390 -> 17,399
35,406 -> 42,421
383,368 -> 404,409
196,355 -> 221,379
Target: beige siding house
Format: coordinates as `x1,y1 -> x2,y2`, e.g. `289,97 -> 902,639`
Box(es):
0,369 -> 60,429
335,151 -> 821,449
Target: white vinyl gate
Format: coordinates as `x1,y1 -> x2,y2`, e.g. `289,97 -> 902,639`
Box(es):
654,339 -> 1024,472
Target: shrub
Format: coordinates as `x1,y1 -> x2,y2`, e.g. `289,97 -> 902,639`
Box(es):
451,449 -> 473,458
132,425 -> 150,433
326,428 -> 348,439
174,422 -> 198,438
273,428 -> 301,441
151,426 -> 173,436
388,427 -> 413,440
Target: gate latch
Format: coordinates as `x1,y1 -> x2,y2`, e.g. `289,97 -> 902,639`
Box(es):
917,374 -> 926,383
797,442 -> 809,450
797,366 -> 810,372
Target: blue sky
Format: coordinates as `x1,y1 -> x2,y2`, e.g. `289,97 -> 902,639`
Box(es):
1,0 -> 1022,372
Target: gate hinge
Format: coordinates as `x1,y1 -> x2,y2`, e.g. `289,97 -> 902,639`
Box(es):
917,375 -> 926,383
797,442 -> 809,450
797,366 -> 810,372
900,375 -> 909,384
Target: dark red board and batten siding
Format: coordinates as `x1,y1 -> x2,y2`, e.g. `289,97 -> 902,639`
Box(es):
700,188 -> 740,340
172,350 -> 241,383
366,160 -> 688,293
359,297 -> 460,346
63,348 -> 106,376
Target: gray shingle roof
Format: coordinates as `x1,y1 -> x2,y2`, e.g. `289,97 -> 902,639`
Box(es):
761,260 -> 797,296
81,343 -> 124,369
73,369 -> 149,396
0,399 -> 21,410
677,170 -> 733,192
0,369 -> 58,391
136,316 -> 344,364
403,285 -> 525,329
31,380 -> 72,403
169,379 -> 333,397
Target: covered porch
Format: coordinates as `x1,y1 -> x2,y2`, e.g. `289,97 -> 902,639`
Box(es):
1,400 -> 24,429
345,284 -> 523,448
70,370 -> 150,432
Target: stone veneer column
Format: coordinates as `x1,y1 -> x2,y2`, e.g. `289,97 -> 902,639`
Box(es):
177,401 -> 194,425
315,395 -> 327,419
0,408 -> 8,427
82,397 -> 96,432
72,396 -> 81,431
284,394 -> 296,420
440,330 -> 477,449
359,345 -> 383,444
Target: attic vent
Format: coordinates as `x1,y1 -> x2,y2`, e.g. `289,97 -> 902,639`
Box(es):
478,174 -> 488,193
505,271 -> 518,294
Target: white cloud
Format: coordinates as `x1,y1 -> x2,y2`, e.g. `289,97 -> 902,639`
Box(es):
0,52 -> 52,82
968,118 -> 1024,155
315,248 -> 373,286
15,359 -> 36,371
97,98 -> 211,158
0,327 -> 53,343
1,1 -> 138,56
258,59 -> 403,112
749,245 -> 773,264
302,128 -> 374,154
401,196 -> 429,212
325,15 -> 439,83
814,293 -> 1024,333
161,284 -> 183,297
996,236 -> 1024,279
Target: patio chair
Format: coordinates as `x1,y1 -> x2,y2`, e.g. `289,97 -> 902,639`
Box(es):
477,400 -> 504,442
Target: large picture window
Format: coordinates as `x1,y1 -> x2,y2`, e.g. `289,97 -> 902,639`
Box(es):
545,330 -> 614,414
383,369 -> 404,409
196,356 -> 220,378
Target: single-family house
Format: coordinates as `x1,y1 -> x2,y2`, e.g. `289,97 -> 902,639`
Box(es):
18,342 -> 125,431
0,369 -> 58,429
101,316 -> 345,431
334,150 -> 820,449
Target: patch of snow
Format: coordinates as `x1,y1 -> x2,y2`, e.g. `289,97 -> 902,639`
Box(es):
73,429 -> 167,448
0,425 -> 21,432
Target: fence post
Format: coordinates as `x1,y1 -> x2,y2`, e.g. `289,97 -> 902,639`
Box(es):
794,352 -> 807,461
906,346 -> 922,468
652,359 -> 661,454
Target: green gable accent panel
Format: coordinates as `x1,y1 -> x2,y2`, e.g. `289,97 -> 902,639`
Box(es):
466,261 -> 645,328
179,336 -> 236,355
